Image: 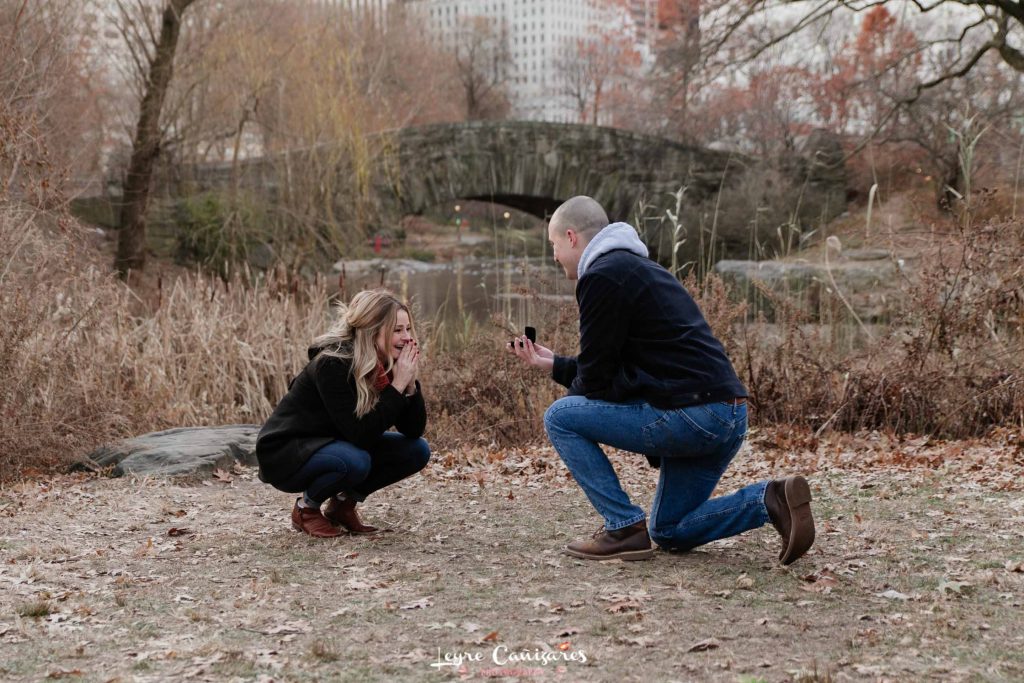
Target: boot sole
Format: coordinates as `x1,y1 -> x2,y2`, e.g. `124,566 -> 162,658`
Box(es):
291,520 -> 343,538
564,547 -> 654,561
780,476 -> 815,565
323,518 -> 379,534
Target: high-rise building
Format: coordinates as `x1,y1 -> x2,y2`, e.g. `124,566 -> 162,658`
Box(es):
411,0 -> 651,122
315,0 -> 394,25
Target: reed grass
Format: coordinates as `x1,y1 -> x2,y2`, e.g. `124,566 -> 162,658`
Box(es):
3,179 -> 1023,480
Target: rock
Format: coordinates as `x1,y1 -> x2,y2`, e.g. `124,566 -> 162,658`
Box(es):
247,242 -> 276,270
79,424 -> 261,478
844,248 -> 891,261
714,256 -> 911,322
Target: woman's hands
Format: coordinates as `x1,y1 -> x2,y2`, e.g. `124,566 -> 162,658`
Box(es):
392,341 -> 420,395
507,336 -> 554,373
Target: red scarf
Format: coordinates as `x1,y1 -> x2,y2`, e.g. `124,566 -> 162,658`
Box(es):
373,361 -> 392,391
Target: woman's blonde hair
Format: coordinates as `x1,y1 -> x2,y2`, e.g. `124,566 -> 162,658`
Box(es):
312,289 -> 413,417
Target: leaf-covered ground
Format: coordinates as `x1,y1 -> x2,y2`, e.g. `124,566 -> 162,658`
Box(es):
2,430 -> 1023,682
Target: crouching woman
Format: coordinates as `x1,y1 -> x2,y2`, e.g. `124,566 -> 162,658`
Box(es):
256,289 -> 430,538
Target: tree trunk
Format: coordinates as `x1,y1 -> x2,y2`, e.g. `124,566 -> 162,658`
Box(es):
115,0 -> 198,279
938,157 -> 963,212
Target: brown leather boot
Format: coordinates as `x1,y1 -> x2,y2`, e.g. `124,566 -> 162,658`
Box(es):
765,476 -> 815,565
323,496 -> 379,534
291,499 -> 343,538
565,521 -> 654,561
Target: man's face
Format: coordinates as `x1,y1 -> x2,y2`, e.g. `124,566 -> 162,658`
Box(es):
548,220 -> 580,280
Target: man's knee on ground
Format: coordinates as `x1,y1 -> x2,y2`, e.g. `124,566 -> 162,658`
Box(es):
648,525 -> 698,553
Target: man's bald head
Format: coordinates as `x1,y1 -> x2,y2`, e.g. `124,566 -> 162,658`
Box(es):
549,196 -> 609,240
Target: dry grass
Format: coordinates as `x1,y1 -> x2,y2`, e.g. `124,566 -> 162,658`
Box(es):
714,213 -> 1024,438
0,202 -> 335,480
4,196 -> 1023,480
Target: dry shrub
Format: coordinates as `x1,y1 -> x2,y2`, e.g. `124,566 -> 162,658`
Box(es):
423,291 -> 579,450
0,0 -> 102,202
721,214 -> 1024,437
0,202 -> 334,481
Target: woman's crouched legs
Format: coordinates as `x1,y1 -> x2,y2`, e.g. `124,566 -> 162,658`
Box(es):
275,435 -> 430,537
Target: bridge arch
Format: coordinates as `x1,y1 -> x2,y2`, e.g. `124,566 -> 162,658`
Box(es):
378,121 -> 751,222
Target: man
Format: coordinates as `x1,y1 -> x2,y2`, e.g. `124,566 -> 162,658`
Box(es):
508,196 -> 815,563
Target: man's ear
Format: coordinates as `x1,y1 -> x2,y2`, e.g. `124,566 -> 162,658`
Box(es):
566,228 -> 579,247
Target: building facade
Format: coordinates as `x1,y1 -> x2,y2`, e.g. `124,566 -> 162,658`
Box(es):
411,0 -> 653,122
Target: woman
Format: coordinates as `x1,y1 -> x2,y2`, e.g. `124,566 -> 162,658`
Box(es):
256,289 -> 430,538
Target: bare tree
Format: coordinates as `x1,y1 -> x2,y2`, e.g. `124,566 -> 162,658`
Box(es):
113,0 -> 199,279
705,1 -> 1024,118
651,0 -> 702,134
453,16 -> 511,121
1,0 -> 101,204
557,32 -> 641,125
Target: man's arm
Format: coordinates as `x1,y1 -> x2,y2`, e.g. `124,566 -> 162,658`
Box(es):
570,273 -> 629,398
551,355 -> 577,388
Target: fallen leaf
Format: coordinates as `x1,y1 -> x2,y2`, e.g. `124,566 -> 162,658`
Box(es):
167,527 -> 191,537
800,568 -> 840,593
526,616 -> 561,625
607,600 -> 642,614
876,590 -> 910,601
212,468 -> 233,483
618,635 -> 655,648
482,630 -> 499,642
937,580 -> 973,596
46,669 -> 82,679
687,638 -> 721,653
556,627 -> 579,637
264,621 -> 309,635
400,597 -> 433,610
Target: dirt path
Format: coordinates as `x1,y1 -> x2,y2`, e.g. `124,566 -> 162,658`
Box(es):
2,439 -> 1023,682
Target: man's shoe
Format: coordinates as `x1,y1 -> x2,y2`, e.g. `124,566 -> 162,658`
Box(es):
565,521 -> 654,561
765,476 -> 815,565
323,496 -> 379,534
291,499 -> 343,538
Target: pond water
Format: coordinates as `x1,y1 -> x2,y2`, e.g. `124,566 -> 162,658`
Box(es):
334,257 -> 577,345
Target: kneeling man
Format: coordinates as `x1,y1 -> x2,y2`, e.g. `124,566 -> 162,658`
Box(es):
509,196 -> 815,563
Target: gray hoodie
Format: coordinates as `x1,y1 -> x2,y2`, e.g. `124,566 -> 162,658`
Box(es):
577,222 -> 649,278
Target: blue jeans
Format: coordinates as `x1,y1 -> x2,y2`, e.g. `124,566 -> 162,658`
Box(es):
544,396 -> 767,551
275,433 -> 430,505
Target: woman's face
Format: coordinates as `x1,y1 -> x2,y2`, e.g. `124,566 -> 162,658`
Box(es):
379,309 -> 414,361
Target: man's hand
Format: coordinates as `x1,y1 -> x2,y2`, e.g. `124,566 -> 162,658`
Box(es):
507,336 -> 554,373
392,341 -> 419,394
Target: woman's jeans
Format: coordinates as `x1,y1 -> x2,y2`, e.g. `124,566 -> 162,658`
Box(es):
275,433 -> 431,505
544,396 -> 767,551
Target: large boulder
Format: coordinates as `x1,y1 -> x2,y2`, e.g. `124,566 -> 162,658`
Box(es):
80,425 -> 261,478
714,249 -> 913,322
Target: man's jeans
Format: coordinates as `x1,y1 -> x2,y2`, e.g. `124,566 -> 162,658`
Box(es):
275,433 -> 431,505
544,395 -> 768,551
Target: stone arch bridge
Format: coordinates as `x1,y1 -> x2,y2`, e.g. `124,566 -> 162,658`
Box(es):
189,121 -> 846,248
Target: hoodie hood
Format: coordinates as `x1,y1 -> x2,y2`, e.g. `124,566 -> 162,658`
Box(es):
577,222 -> 649,278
